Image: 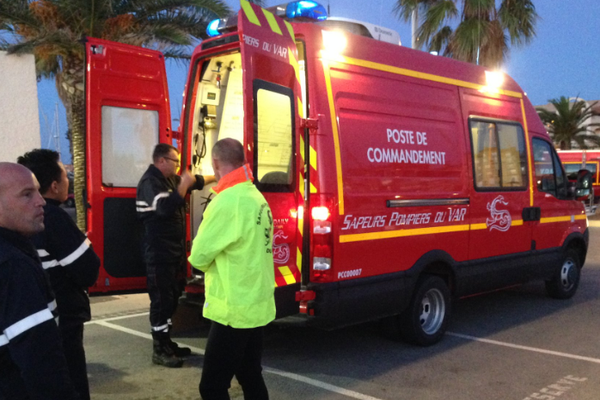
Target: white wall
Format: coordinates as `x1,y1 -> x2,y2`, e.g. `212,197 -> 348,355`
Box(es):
0,51 -> 40,162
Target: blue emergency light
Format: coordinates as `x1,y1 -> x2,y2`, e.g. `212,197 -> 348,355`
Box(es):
206,19 -> 221,37
285,1 -> 327,20
205,1 -> 328,38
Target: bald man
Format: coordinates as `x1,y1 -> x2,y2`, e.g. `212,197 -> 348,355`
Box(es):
189,139 -> 275,400
0,163 -> 79,399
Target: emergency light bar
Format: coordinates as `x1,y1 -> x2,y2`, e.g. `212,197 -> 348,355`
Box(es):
206,1 -> 328,37
282,1 -> 327,20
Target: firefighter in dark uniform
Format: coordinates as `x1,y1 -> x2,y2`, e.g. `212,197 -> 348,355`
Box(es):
137,143 -> 215,367
0,162 -> 80,399
18,149 -> 100,400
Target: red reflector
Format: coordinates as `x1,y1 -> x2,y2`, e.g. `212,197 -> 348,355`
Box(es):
295,290 -> 316,302
313,244 -> 331,258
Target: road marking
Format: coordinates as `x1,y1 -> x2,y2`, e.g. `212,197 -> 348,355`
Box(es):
88,311 -> 149,324
588,220 -> 600,227
93,320 -> 384,400
265,367 -> 383,400
448,332 -> 600,364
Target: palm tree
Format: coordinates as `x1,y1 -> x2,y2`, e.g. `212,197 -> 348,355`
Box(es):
537,97 -> 600,150
0,0 -> 236,230
393,0 -> 538,69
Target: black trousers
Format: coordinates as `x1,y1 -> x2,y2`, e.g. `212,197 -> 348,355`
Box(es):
59,319 -> 89,400
147,262 -> 182,334
200,322 -> 268,400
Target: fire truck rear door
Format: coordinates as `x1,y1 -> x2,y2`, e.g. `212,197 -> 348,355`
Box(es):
85,37 -> 171,292
238,1 -> 305,316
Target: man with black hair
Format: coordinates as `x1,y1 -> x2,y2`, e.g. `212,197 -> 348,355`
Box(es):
17,149 -> 100,400
0,162 -> 80,399
137,143 -> 215,367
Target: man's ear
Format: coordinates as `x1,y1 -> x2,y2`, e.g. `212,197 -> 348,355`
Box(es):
50,180 -> 59,194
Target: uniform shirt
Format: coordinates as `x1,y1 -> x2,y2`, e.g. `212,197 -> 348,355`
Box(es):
188,165 -> 276,329
0,227 -> 79,399
32,199 -> 100,323
136,164 -> 205,265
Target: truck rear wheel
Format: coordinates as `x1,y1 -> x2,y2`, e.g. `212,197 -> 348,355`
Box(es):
545,248 -> 581,299
398,275 -> 451,346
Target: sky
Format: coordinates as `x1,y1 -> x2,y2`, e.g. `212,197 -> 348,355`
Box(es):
36,0 -> 600,164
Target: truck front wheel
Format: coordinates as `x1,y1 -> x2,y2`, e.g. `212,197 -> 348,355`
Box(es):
545,248 -> 581,299
398,275 -> 451,346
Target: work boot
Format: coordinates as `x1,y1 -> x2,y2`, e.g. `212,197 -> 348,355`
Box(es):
166,325 -> 192,357
168,340 -> 192,357
152,340 -> 183,368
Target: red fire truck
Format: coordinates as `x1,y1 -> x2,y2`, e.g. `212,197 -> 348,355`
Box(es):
85,0 -> 590,345
557,150 -> 600,200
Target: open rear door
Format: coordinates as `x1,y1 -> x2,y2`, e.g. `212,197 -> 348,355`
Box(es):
85,37 -> 171,293
238,0 -> 305,316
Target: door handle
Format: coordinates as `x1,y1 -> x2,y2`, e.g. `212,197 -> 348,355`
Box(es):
522,207 -> 541,221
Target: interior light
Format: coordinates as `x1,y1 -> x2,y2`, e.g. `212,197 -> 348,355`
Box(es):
206,19 -> 221,37
286,1 -> 328,20
322,30 -> 347,55
312,206 -> 330,221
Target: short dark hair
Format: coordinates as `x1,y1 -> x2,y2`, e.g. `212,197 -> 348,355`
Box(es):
212,138 -> 245,168
17,149 -> 62,194
152,143 -> 179,163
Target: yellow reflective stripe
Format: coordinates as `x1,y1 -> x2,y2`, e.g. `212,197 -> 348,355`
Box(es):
299,135 -> 305,160
299,172 -> 305,197
262,9 -> 282,35
297,96 -> 303,118
341,215 -> 582,243
278,266 -> 296,284
470,223 -> 487,230
240,0 -> 261,26
323,61 -> 345,214
520,99 -> 534,206
322,53 -> 523,99
340,224 -> 470,243
296,248 -> 302,272
310,183 -> 317,193
284,20 -> 295,41
289,49 -> 301,87
310,145 -> 317,171
541,216 -> 574,224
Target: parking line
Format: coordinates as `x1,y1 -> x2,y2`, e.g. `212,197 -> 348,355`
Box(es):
588,220 -> 600,227
93,320 -> 384,400
448,331 -> 600,364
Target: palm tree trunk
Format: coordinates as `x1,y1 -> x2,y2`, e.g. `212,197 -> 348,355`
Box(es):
56,57 -> 86,231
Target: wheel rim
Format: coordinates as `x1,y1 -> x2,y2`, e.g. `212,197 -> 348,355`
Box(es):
560,258 -> 577,291
419,288 -> 445,335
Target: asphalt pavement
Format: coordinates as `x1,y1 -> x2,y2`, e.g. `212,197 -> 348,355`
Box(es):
86,222 -> 600,400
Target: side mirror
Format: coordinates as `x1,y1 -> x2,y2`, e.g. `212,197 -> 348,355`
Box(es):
575,169 -> 593,199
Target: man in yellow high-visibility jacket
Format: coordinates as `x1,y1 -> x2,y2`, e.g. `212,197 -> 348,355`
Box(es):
189,138 -> 275,400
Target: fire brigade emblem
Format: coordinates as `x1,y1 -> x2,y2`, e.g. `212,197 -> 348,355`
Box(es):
485,195 -> 512,232
486,195 -> 511,232
272,230 -> 290,264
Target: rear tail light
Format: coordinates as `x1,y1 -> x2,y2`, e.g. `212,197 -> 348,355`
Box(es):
310,196 -> 334,281
312,206 -> 330,221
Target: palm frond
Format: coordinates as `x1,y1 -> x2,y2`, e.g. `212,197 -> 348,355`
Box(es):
393,0 -> 423,22
416,0 -> 458,49
498,0 -> 537,46
124,0 -> 231,21
428,25 -> 452,54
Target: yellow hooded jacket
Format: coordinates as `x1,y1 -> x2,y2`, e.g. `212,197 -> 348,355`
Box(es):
188,165 -> 275,328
